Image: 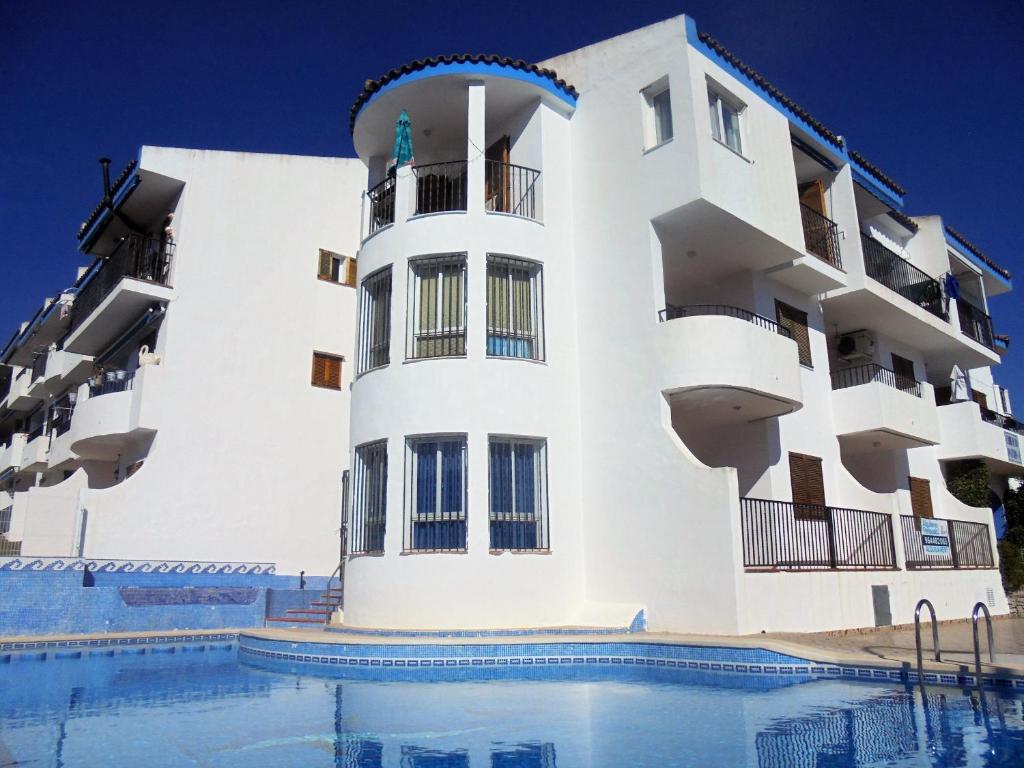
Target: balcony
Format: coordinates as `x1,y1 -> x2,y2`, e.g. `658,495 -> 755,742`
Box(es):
800,204 -> 843,269
957,299 -> 995,350
762,205 -> 846,294
936,401 -> 1023,475
68,366 -> 159,461
484,160 -> 540,220
4,369 -> 40,412
39,349 -> 94,395
414,160 -> 467,215
46,393 -> 78,471
64,234 -> 175,355
740,498 -> 897,571
899,515 -> 995,569
366,176 -> 396,237
20,428 -> 50,473
656,305 -> 803,425
0,433 -> 27,474
830,363 -> 940,452
861,234 -> 944,319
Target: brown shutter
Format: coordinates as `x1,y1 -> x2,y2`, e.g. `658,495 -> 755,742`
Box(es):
311,353 -> 343,390
344,257 -> 358,287
971,390 -> 988,409
891,354 -> 916,391
909,477 -> 934,519
790,452 -> 826,520
318,250 -> 334,280
798,180 -> 826,215
776,300 -> 812,367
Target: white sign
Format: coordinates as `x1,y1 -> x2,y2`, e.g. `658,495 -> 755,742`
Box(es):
1007,432 -> 1021,464
920,519 -> 951,558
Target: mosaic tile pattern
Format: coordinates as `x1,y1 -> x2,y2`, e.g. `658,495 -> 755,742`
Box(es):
0,557 -> 275,574
0,634 -> 238,663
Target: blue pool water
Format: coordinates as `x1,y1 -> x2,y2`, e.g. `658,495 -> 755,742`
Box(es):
1,644 -> 1023,767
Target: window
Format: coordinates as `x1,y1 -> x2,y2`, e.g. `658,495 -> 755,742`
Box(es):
407,255 -> 467,359
357,267 -> 392,373
891,354 -> 917,392
311,352 -> 343,389
351,440 -> 387,554
404,436 -> 467,552
909,476 -> 934,520
708,87 -> 743,154
642,80 -> 673,148
789,452 -> 826,521
487,256 -> 544,360
318,249 -> 356,286
489,437 -> 549,551
776,300 -> 812,367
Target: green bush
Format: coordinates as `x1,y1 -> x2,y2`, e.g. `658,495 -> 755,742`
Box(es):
999,538 -> 1024,592
945,460 -> 991,508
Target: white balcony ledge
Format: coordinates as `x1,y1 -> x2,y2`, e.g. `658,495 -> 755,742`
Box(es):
20,433 -> 51,473
0,434 -> 27,474
765,253 -> 847,295
67,364 -> 161,461
656,312 -> 803,426
832,380 -> 940,453
936,401 -> 1024,476
63,279 -> 174,355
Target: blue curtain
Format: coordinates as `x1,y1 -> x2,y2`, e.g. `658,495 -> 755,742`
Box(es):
489,441 -> 538,550
413,440 -> 466,550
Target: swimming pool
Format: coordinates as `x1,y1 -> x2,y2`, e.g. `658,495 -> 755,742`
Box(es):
1,641 -> 1022,767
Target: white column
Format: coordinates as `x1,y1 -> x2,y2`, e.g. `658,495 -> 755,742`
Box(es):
466,80 -> 485,216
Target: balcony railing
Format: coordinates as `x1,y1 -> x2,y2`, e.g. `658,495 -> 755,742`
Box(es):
658,304 -> 792,338
799,204 -> 843,270
89,369 -> 135,398
484,160 -> 540,220
980,406 -> 1024,436
0,506 -> 20,557
70,234 -> 174,333
957,300 -> 995,350
414,161 -> 467,215
50,394 -> 75,437
26,422 -> 45,442
860,235 -> 943,319
740,497 -> 897,570
900,516 -> 994,569
366,176 -> 396,236
0,371 -> 10,402
31,350 -> 49,381
830,363 -> 922,398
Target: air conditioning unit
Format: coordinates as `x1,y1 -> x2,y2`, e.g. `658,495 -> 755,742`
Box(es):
837,331 -> 875,362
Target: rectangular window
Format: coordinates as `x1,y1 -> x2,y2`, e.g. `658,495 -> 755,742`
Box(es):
489,437 -> 549,551
407,255 -> 467,359
891,354 -> 917,392
642,80 -> 673,148
909,476 -> 934,520
708,87 -> 743,154
789,452 -> 826,521
311,352 -> 343,389
357,267 -> 392,373
318,249 -> 342,283
486,256 -> 544,361
776,300 -> 812,367
404,435 -> 467,552
351,440 -> 387,554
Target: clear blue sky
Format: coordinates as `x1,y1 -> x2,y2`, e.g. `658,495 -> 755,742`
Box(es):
1,1 -> 1021,393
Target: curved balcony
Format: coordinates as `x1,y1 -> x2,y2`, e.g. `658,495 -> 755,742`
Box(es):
830,363 -> 940,452
67,366 -> 160,461
936,401 -> 1024,475
656,305 -> 803,425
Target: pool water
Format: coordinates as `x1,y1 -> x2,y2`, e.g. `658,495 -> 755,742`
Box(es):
1,644 -> 1022,767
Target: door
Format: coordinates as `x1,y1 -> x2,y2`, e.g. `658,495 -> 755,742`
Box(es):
485,136 -> 510,213
891,353 -> 916,392
789,452 -> 826,520
971,389 -> 988,410
798,180 -> 826,215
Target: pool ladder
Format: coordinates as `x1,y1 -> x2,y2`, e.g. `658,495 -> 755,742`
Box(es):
913,598 -> 996,684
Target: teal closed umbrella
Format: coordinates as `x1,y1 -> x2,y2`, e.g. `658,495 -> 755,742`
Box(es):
392,110 -> 414,167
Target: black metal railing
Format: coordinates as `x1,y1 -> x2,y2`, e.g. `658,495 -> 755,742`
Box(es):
26,422 -> 46,442
0,506 -> 20,557
659,304 -> 793,338
366,176 -> 396,236
71,234 -> 174,333
31,350 -> 49,381
830,362 -> 922,398
800,204 -> 843,270
415,161 -> 467,215
980,406 -> 1024,436
89,369 -> 135,398
0,370 -> 10,402
741,497 -> 897,570
50,394 -> 75,437
900,516 -> 994,569
861,235 -> 943,318
957,300 -> 995,350
484,160 -> 540,220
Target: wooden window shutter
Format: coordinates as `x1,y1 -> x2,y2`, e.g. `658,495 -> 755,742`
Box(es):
776,300 -> 812,367
909,477 -> 934,520
318,250 -> 334,281
312,352 -> 342,390
798,180 -> 826,216
971,389 -> 988,409
343,257 -> 358,287
790,452 -> 826,520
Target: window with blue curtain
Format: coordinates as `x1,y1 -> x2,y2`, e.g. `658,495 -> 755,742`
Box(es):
489,437 -> 548,550
486,256 -> 544,361
406,436 -> 467,551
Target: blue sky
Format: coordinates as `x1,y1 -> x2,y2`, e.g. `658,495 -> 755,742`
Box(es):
1,1 -> 1021,392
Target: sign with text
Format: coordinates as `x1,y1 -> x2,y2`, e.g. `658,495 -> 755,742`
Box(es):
1007,431 -> 1022,464
920,518 -> 951,558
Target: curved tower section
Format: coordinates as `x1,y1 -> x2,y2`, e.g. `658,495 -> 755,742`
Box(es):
345,57 -> 582,629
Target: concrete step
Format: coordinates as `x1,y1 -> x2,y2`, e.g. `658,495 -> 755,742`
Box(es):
312,601 -> 341,607
266,616 -> 324,624
286,608 -> 331,616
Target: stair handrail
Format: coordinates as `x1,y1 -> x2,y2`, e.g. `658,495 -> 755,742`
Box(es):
323,561 -> 343,626
971,601 -> 995,683
914,598 -> 940,679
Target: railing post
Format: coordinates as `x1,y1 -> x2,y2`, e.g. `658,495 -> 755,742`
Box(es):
825,506 -> 838,569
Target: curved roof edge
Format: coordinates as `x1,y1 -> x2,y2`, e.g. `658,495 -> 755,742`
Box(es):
349,54 -> 578,135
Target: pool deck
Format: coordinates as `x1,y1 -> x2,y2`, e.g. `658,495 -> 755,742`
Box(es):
4,618 -> 1023,680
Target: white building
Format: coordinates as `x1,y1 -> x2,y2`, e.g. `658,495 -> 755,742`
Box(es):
1,14 -> 1020,634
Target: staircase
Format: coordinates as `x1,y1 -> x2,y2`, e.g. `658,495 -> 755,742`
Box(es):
266,586 -> 343,626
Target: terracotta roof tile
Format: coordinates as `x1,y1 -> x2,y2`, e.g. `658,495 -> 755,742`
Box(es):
77,159 -> 138,240
945,226 -> 1011,280
886,210 -> 919,233
849,150 -> 905,196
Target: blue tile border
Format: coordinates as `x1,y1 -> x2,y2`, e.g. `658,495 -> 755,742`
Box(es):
325,625 -> 636,639
0,632 -> 238,653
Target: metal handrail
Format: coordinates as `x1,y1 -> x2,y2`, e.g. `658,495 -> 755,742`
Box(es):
972,601 -> 994,683
659,304 -> 793,338
323,562 -> 343,626
830,362 -> 922,398
914,598 -> 940,679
